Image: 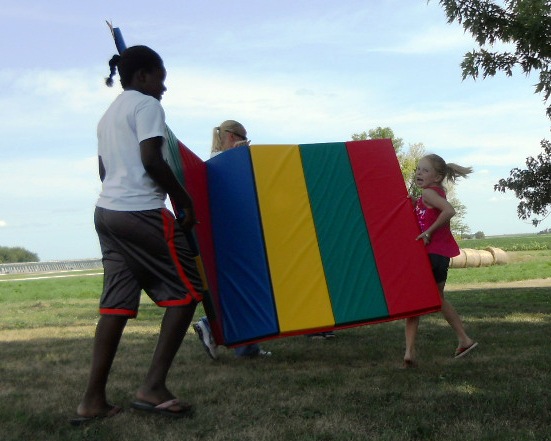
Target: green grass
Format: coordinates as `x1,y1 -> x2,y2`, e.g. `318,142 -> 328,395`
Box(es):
457,233 -> 551,251
447,250 -> 551,285
1,248 -> 550,441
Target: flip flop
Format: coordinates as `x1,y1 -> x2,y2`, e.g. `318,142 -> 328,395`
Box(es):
454,342 -> 478,359
69,404 -> 123,426
131,399 -> 193,418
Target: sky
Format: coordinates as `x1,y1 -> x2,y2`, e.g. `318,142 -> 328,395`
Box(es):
1,0 -> 550,262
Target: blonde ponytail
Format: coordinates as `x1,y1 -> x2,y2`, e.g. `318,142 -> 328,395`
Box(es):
211,120 -> 247,154
424,154 -> 472,183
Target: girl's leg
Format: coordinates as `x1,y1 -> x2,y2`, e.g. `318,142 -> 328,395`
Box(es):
136,303 -> 196,408
77,315 -> 128,417
404,316 -> 419,365
438,282 -> 474,349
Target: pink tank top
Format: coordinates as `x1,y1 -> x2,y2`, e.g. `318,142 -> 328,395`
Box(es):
414,187 -> 460,258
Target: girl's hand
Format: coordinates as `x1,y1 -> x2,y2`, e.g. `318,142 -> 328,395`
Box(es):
416,232 -> 431,244
176,206 -> 197,232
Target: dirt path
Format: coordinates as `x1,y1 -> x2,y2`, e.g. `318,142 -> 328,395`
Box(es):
0,271 -> 102,282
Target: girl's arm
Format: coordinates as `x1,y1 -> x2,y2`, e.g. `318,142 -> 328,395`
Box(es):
140,136 -> 196,230
417,188 -> 455,241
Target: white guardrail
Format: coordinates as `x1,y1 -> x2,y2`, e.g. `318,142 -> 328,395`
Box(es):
0,259 -> 102,274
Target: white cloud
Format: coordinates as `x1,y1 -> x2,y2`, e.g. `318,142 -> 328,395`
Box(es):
162,66 -> 375,147
372,25 -> 474,55
0,68 -> 118,162
2,157 -> 97,199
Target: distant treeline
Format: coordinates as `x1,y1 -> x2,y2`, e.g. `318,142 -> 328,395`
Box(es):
0,246 -> 39,263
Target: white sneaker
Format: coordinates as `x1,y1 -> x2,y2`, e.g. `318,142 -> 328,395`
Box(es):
193,318 -> 218,360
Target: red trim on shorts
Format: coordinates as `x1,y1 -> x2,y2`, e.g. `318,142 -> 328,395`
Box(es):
157,298 -> 194,307
100,308 -> 137,318
161,209 -> 203,302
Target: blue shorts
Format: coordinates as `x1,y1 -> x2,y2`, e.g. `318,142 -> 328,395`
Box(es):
428,254 -> 450,284
95,206 -> 204,317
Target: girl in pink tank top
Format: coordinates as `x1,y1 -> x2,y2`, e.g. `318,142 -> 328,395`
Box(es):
403,154 -> 478,367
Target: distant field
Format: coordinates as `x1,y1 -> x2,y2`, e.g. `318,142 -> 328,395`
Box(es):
457,233 -> 551,251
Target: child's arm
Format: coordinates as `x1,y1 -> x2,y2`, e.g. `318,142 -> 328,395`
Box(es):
140,136 -> 196,231
417,188 -> 455,242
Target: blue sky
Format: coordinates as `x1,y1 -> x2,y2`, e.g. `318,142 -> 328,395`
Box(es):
1,0 -> 550,261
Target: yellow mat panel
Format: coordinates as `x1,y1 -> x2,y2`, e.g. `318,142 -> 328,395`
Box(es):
250,145 -> 335,332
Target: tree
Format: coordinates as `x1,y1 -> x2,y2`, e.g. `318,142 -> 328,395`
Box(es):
438,0 -> 551,117
401,142 -> 426,198
351,127 -> 405,154
449,193 -> 471,238
351,127 -> 469,235
494,138 -> 551,225
437,0 -> 551,225
351,127 -> 424,195
0,246 -> 39,263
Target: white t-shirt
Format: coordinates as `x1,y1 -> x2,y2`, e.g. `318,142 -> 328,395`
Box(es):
96,90 -> 168,211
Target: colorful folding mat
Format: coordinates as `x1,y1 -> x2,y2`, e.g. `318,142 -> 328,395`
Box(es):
104,24 -> 439,347
172,139 -> 441,347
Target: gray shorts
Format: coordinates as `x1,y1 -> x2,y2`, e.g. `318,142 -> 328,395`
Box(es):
94,206 -> 204,317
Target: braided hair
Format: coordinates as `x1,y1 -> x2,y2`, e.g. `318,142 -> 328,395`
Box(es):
105,54 -> 121,87
104,45 -> 164,88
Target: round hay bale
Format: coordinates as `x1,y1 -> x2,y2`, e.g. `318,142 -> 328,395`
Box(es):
485,247 -> 509,265
450,249 -> 467,268
463,248 -> 481,267
478,249 -> 494,267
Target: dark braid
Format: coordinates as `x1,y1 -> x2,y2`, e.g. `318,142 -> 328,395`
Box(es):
105,54 -> 121,87
103,46 -> 163,89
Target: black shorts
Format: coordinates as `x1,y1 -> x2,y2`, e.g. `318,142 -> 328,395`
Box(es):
428,254 -> 450,284
95,206 -> 204,317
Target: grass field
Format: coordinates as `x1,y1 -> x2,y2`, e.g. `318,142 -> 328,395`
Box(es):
1,236 -> 550,441
457,233 -> 551,251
